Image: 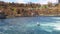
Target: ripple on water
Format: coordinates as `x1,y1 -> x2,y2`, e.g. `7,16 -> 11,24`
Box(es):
0,17 -> 60,34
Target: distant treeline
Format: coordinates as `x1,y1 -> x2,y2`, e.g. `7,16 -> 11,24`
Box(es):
0,1 -> 60,17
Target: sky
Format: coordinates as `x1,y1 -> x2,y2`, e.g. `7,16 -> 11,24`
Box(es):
0,0 -> 58,4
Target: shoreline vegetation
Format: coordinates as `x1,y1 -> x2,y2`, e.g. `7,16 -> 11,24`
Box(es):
0,1 -> 60,18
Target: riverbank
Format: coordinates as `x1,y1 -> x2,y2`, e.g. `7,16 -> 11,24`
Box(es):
5,15 -> 60,19
0,1 -> 60,17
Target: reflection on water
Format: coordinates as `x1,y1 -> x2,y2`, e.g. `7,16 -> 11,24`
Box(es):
0,17 -> 60,34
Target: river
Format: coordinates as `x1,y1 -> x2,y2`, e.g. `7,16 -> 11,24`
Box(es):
0,17 -> 60,34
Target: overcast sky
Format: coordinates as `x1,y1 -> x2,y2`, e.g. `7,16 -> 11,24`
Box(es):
0,0 -> 58,4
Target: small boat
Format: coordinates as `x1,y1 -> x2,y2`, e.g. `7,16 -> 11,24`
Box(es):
0,10 -> 6,19
0,14 -> 6,19
37,22 -> 40,26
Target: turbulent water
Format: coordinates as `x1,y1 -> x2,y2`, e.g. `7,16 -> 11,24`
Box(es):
0,17 -> 60,34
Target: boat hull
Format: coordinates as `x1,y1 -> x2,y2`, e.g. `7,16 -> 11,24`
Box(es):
0,15 -> 6,19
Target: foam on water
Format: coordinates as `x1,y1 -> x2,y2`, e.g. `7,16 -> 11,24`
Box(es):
52,17 -> 60,19
24,22 -> 60,32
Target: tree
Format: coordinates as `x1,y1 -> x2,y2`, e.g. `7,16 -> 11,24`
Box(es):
48,2 -> 52,7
